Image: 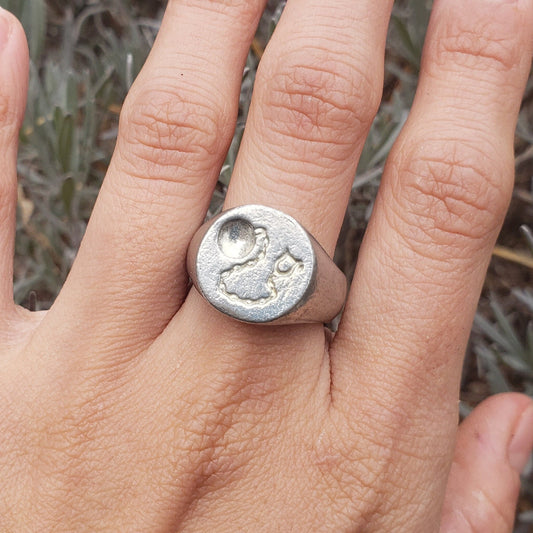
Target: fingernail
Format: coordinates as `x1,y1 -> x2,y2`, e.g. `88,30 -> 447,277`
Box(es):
509,404 -> 533,473
0,8 -> 11,51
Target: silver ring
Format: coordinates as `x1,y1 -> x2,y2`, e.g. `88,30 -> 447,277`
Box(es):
186,205 -> 347,325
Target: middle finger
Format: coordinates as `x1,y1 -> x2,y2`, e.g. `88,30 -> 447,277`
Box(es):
226,0 -> 394,254
176,0 -> 393,397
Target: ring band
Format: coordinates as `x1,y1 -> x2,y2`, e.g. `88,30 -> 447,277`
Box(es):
187,205 -> 347,325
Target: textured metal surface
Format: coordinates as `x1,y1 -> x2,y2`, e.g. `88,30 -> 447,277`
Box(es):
187,205 -> 347,324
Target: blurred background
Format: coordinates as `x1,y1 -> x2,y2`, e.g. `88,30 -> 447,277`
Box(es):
1,0 -> 532,529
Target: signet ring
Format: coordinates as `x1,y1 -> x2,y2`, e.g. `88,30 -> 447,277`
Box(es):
186,205 -> 347,325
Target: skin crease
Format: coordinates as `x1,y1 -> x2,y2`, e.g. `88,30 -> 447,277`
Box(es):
0,0 -> 533,531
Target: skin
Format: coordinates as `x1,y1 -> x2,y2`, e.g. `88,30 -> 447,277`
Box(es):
0,0 -> 532,531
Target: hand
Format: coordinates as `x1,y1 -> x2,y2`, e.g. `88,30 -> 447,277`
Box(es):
1,0 -> 533,530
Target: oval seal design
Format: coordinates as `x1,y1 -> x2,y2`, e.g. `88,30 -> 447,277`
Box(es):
194,205 -> 316,323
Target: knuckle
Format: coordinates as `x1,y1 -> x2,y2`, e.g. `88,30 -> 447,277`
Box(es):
258,47 -> 381,151
430,16 -> 521,72
389,138 -> 512,251
313,411 -> 434,529
117,82 -> 232,181
321,406 -> 455,529
312,427 -> 385,513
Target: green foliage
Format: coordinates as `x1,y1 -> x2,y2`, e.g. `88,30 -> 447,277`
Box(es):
475,298 -> 533,395
1,0 -> 47,60
6,0 -> 159,305
390,0 -> 432,73
473,224 -> 533,401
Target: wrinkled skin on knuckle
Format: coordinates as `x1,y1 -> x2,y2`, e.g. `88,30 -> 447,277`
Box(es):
308,428 -> 388,529
386,138 -> 513,258
144,343 -> 290,498
427,3 -> 523,74
181,364 -> 289,467
308,408 -> 410,529
154,363 -> 327,528
256,47 -> 381,164
117,83 -> 233,180
316,407 -> 452,531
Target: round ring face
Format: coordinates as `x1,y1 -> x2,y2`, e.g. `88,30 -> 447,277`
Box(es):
195,205 -> 316,323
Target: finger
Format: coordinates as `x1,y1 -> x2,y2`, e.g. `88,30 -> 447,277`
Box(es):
330,0 -> 533,523
0,9 -> 28,311
225,0 -> 393,255
49,1 -> 266,346
441,394 -> 533,533
334,0 -> 533,409
173,0 -> 392,393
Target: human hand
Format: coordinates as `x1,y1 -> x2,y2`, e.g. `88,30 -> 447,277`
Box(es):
1,0 -> 533,530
